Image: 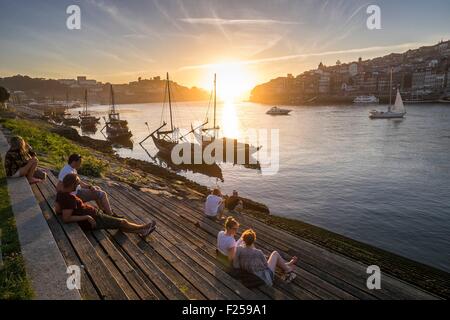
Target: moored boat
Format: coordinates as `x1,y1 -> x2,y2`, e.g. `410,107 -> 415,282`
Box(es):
266,106 -> 292,115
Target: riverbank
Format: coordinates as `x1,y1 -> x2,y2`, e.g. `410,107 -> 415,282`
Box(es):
0,113 -> 449,298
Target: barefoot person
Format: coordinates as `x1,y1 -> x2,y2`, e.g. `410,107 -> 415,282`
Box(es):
204,188 -> 225,220
233,229 -> 298,286
57,173 -> 156,236
216,217 -> 243,264
4,136 -> 46,184
56,154 -> 119,217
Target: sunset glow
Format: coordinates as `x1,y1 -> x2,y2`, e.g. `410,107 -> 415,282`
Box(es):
199,62 -> 257,102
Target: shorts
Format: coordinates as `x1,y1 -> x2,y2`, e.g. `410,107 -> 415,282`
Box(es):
93,213 -> 124,230
255,268 -> 275,287
11,170 -> 21,178
76,188 -> 105,202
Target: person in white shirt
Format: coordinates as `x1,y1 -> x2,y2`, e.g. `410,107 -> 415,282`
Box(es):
55,154 -> 119,217
217,216 -> 243,264
204,188 -> 225,220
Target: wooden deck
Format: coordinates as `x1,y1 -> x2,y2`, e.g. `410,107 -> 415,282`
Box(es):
31,172 -> 439,300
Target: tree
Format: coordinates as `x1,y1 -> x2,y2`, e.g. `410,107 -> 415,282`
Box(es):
0,86 -> 10,109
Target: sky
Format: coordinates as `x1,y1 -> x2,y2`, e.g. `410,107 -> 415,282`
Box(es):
1,0 -> 450,99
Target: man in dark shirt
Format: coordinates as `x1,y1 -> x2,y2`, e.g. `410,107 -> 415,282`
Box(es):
225,190 -> 244,213
56,173 -> 156,236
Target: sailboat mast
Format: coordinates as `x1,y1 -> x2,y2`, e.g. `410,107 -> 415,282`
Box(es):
110,84 -> 115,114
167,72 -> 174,132
84,89 -> 88,114
213,73 -> 216,130
389,67 -> 393,109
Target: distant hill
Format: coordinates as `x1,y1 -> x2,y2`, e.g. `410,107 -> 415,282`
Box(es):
0,75 -> 209,105
250,40 -> 450,105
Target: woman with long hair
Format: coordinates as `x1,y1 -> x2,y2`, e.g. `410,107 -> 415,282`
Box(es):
4,136 -> 45,184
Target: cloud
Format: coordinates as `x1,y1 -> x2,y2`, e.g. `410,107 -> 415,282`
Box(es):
179,18 -> 301,26
179,42 -> 427,71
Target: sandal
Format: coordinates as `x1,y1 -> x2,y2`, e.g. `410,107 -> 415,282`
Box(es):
139,224 -> 156,238
283,272 -> 297,284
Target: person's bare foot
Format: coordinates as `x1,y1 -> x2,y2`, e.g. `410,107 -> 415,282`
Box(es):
287,256 -> 298,271
28,178 -> 43,185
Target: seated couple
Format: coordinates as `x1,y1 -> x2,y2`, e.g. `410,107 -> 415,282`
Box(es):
204,189 -> 243,220
56,173 -> 156,237
217,217 -> 297,287
4,136 -> 47,184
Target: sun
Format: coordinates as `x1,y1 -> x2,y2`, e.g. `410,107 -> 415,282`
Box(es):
203,62 -> 256,103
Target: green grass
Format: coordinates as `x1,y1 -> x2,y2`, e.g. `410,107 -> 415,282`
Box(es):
0,118 -> 108,177
0,157 -> 33,299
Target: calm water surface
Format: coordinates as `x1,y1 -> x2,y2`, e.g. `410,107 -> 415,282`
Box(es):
70,101 -> 450,272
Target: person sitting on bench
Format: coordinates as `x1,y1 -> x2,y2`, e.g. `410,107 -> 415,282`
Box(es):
225,190 -> 244,214
4,135 -> 46,184
56,153 -> 120,217
56,173 -> 156,236
216,217 -> 243,265
233,229 -> 298,286
204,188 -> 225,220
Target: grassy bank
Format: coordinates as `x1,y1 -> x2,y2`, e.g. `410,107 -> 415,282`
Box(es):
0,157 -> 33,299
0,118 -> 108,177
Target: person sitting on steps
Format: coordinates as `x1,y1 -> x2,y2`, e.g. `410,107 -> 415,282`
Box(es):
225,190 -> 244,214
233,229 -> 298,286
4,135 -> 46,185
216,216 -> 243,265
56,173 -> 156,236
204,188 -> 225,220
55,153 -> 121,218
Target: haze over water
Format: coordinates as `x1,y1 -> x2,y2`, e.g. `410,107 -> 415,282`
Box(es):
71,102 -> 450,272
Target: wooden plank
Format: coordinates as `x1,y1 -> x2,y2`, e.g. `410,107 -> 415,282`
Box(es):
32,183 -> 100,300
103,187 -> 255,300
45,172 -> 195,300
107,231 -> 194,300
91,230 -> 159,300
37,180 -> 129,300
104,183 -> 299,300
182,196 -> 438,299
85,231 -> 140,299
113,184 -> 352,300
143,189 -> 375,300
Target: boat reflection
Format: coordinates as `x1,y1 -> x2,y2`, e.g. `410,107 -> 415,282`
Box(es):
146,148 -> 224,182
80,124 -> 98,134
109,136 -> 134,150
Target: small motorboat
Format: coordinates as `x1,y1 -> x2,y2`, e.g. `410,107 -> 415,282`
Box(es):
266,106 -> 292,115
353,95 -> 379,104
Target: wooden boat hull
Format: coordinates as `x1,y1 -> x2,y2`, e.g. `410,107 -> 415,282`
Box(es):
152,134 -> 177,156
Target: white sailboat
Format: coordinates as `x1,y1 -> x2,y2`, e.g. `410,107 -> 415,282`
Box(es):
369,68 -> 406,119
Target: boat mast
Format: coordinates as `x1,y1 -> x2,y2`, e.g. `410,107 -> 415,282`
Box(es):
213,73 -> 216,130
167,72 -> 174,132
65,91 -> 69,111
110,84 -> 115,114
389,67 -> 393,111
84,89 -> 88,115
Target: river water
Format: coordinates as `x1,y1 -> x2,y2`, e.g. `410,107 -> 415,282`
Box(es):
70,101 -> 450,272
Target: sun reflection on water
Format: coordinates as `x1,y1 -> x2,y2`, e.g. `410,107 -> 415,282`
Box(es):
220,101 -> 240,139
